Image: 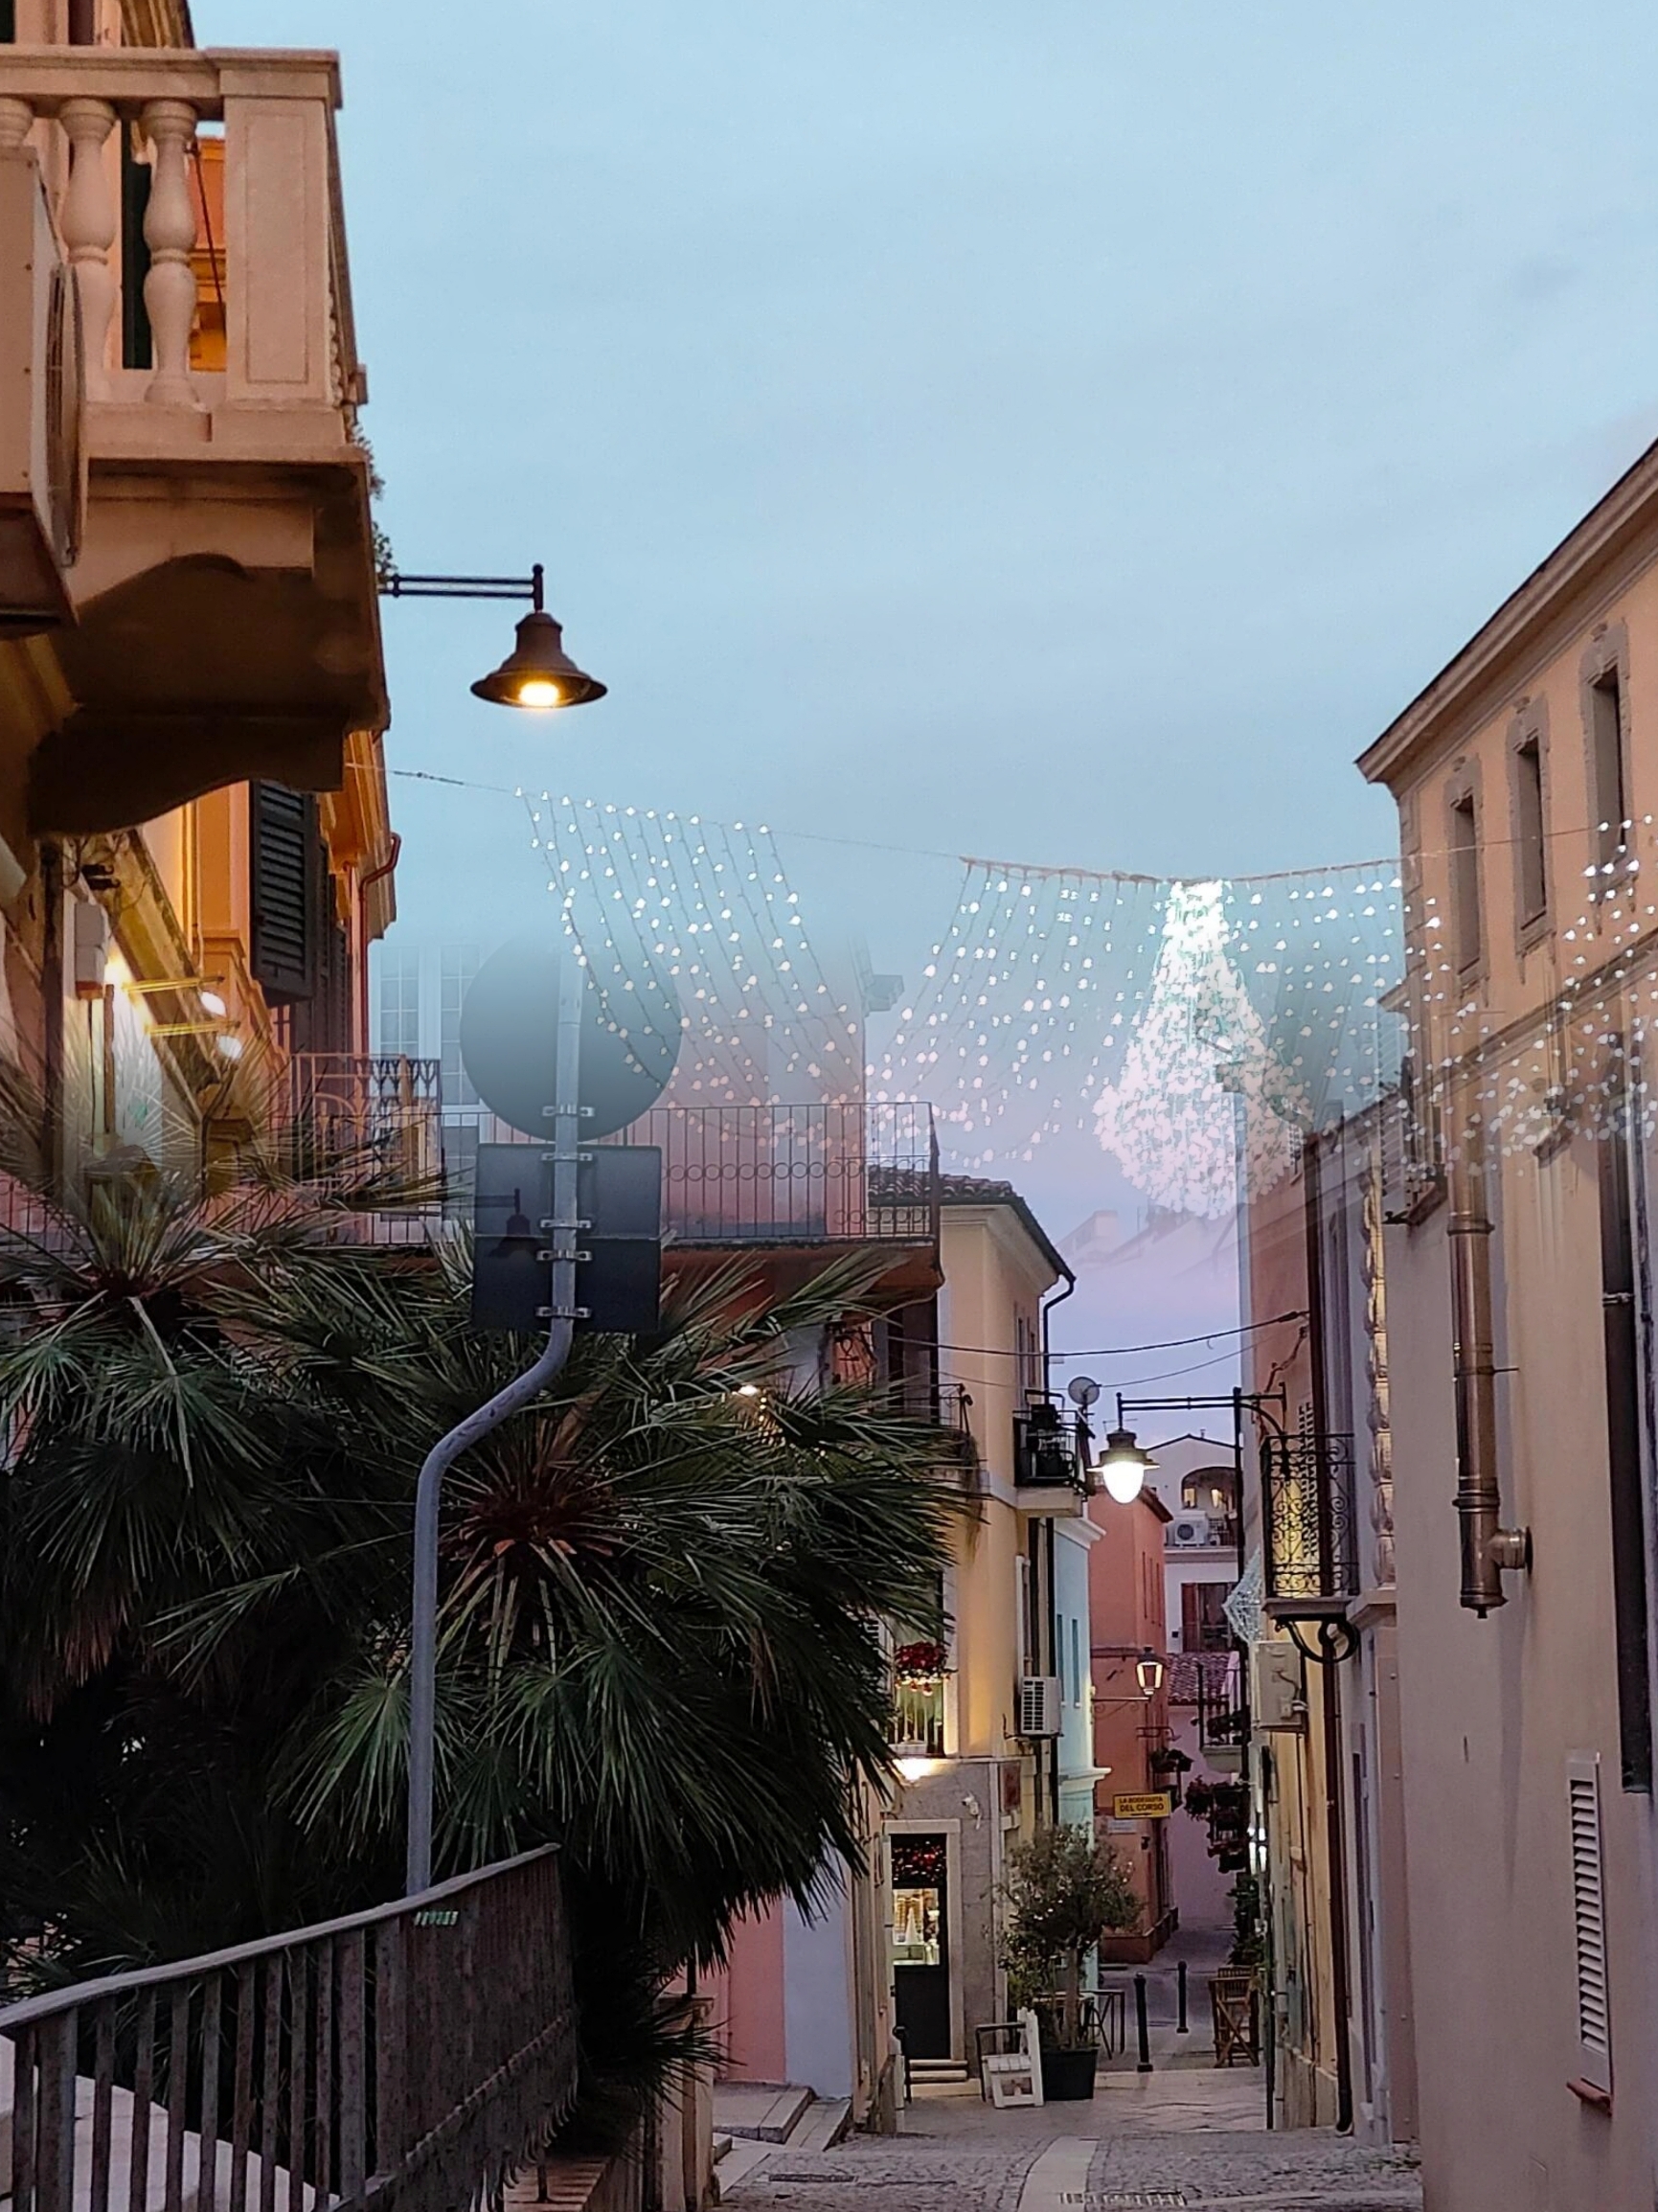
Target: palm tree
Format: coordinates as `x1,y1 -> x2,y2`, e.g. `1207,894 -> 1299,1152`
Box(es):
0,1108 -> 961,2135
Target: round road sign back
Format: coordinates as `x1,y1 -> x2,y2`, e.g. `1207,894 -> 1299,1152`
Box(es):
459,936 -> 680,1140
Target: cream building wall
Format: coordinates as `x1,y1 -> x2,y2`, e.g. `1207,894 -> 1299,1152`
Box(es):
1360,439 -> 1658,2210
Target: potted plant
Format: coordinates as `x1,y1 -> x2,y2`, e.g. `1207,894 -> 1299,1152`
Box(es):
999,1826 -> 1141,2100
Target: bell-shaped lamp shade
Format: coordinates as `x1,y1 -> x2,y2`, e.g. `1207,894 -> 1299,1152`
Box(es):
1098,1425 -> 1153,1505
471,609 -> 606,711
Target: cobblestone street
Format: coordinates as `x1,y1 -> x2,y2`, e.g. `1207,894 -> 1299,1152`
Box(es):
720,2072 -> 1423,2212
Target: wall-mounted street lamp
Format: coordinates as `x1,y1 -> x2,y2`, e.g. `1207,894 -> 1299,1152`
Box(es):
380,564 -> 606,710
1135,1650 -> 1166,1699
1096,1425 -> 1157,1504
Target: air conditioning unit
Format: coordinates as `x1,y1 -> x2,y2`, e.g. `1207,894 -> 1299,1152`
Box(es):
1016,1675 -> 1062,1739
0,149 -> 83,637
1170,1514 -> 1215,1549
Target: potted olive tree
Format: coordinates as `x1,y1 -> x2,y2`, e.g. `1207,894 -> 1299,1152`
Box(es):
999,1826 -> 1141,2100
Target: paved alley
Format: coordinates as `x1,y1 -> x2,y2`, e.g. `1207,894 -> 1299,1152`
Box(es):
719,2069 -> 1422,2212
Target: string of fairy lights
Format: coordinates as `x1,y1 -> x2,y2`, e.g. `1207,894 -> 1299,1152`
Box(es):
518,789 -> 1409,1209
1404,811 -> 1658,1169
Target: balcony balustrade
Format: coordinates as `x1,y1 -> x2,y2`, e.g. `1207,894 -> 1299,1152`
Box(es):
890,1661 -> 947,1760
0,46 -> 384,832
1012,1402 -> 1088,1493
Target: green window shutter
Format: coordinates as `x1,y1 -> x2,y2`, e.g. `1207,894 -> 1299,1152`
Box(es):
250,784 -> 316,1003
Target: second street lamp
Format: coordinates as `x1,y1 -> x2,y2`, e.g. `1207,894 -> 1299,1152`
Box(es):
381,563 -> 606,709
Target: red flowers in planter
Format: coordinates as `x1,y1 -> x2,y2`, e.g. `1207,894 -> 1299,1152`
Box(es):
894,1639 -> 949,1686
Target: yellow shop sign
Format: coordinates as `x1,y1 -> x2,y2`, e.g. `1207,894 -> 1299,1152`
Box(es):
1111,1791 -> 1172,1819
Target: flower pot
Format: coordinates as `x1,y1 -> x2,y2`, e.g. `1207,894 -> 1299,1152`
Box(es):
1039,2045 -> 1098,2101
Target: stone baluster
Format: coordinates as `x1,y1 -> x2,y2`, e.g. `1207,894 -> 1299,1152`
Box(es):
140,99 -> 201,408
57,97 -> 117,400
0,99 -> 34,154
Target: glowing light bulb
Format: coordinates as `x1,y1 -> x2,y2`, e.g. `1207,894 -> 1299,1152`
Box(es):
515,677 -> 562,709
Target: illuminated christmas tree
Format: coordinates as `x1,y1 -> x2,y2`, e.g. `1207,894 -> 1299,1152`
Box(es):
1094,881 -> 1307,1218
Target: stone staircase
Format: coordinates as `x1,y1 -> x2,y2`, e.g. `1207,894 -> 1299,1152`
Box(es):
711,2082 -> 852,2194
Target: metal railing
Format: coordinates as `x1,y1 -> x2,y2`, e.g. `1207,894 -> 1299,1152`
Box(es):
448,1101 -> 940,1249
0,1848 -> 575,2212
1261,1417 -> 1359,1618
890,1677 -> 947,1758
275,1057 -> 443,1246
1195,1653 -> 1247,1760
1012,1403 -> 1088,1492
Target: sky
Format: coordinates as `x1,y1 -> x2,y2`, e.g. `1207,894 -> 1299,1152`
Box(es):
205,0 -> 1658,1351
203,0 -> 1658,922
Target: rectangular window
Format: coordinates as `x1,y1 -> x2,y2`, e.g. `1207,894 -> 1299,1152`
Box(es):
1514,735 -> 1547,927
0,4 -> 15,43
440,946 -> 479,1107
1182,1581 -> 1232,1654
376,948 -> 421,1060
1590,672 -> 1627,892
1450,791 -> 1481,973
1069,1617 -> 1082,1706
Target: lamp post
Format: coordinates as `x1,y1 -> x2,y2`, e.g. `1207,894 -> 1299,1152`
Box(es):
380,564 -> 605,709
403,956 -> 588,1895
386,558 -> 604,1895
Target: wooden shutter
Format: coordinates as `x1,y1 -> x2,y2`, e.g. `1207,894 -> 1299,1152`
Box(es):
1567,1753 -> 1611,2093
250,783 -> 316,1004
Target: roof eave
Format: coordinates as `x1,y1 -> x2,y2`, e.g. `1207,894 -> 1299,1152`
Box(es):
1358,432 -> 1658,792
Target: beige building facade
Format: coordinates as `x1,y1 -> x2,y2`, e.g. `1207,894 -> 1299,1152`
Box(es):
711,1174 -> 1086,2126
1359,437 -> 1658,2209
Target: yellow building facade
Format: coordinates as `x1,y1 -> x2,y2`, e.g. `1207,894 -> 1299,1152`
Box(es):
1,0 -> 398,1189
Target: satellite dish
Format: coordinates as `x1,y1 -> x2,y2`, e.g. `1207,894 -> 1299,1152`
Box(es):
1067,1375 -> 1102,1411
460,935 -> 680,1140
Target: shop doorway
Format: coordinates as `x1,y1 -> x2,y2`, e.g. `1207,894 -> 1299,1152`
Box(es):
892,1832 -> 952,2060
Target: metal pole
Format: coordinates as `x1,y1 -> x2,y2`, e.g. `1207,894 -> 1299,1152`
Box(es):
405,956 -> 586,1895
1133,1973 -> 1151,2073
1177,1959 -> 1188,2035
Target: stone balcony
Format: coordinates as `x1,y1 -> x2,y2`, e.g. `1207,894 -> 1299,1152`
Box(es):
0,46 -> 385,834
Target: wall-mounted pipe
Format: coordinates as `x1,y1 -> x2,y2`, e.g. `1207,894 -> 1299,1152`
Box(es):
1447,1151 -> 1529,1616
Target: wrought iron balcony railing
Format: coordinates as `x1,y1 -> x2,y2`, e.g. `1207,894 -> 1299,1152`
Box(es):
0,1847 -> 574,2212
447,1101 -> 941,1251
276,1055 -> 443,1244
1012,1402 -> 1088,1492
1261,1423 -> 1359,1623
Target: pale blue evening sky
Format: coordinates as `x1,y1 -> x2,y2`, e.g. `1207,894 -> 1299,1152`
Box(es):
208,0 -> 1658,958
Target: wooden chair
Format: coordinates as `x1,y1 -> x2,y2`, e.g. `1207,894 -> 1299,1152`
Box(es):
1210,1968 -> 1261,2066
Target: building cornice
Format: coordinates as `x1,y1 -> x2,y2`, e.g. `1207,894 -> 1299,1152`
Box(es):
1358,434 -> 1658,792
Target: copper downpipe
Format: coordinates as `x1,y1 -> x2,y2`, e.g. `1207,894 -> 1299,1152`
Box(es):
1447,1147 -> 1529,1615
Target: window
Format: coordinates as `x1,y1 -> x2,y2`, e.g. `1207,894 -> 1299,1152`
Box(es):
377,948 -> 421,1060
1449,790 -> 1482,973
440,946 -> 479,1107
1182,1581 -> 1232,1653
1181,1470 -> 1237,1516
1070,1617 -> 1082,1706
1513,732 -> 1548,928
1589,670 -> 1628,893
0,4 -> 15,42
